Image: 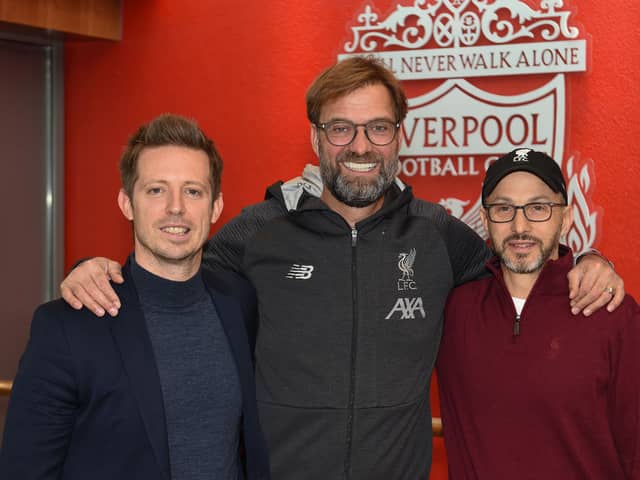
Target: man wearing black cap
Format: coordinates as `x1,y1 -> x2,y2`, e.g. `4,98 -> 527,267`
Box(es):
437,148 -> 640,478
56,59 -> 627,480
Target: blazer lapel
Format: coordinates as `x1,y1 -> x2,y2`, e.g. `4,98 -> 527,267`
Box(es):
207,288 -> 254,392
207,283 -> 267,478
110,268 -> 171,480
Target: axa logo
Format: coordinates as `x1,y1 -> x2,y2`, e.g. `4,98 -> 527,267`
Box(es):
285,264 -> 314,280
397,248 -> 417,291
385,297 -> 426,320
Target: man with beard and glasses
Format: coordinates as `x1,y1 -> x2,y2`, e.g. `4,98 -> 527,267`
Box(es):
58,58 -> 625,480
437,148 -> 640,479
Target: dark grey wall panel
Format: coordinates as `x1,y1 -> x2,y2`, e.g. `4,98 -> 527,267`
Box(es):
0,35 -> 63,444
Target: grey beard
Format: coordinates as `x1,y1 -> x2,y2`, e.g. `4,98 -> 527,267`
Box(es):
320,150 -> 398,208
502,252 -> 547,274
499,233 -> 559,274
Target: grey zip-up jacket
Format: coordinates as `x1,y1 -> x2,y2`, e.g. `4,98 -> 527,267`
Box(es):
203,166 -> 491,480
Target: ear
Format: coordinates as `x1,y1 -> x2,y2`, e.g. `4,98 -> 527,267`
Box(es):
560,203 -> 574,238
118,189 -> 134,221
210,192 -> 224,225
310,124 -> 320,157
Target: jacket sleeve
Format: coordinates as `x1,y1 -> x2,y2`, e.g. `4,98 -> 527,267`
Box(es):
608,297 -> 640,478
238,279 -> 259,361
228,273 -> 259,357
444,213 -> 492,285
202,198 -> 286,275
411,199 -> 492,286
0,305 -> 78,479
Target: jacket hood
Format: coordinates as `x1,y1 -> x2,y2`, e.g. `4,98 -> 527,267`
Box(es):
264,164 -> 412,220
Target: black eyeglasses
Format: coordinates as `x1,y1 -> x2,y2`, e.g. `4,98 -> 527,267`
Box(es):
484,202 -> 567,223
315,119 -> 400,146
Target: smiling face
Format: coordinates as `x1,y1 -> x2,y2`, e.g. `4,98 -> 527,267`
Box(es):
118,145 -> 223,280
481,171 -> 572,276
311,83 -> 401,209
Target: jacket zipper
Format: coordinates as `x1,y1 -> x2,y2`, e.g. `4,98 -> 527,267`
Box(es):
513,314 -> 521,336
344,228 -> 359,479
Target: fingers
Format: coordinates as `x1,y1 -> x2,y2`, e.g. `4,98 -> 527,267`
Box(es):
62,280 -> 109,317
573,290 -> 612,317
606,277 -> 625,312
59,257 -> 122,317
91,268 -> 121,316
107,260 -> 124,284
568,255 -> 625,316
578,268 -> 625,316
567,266 -> 589,303
567,263 -> 598,314
60,283 -> 84,311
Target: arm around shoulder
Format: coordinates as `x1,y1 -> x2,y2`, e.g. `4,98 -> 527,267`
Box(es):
203,198 -> 285,275
412,200 -> 491,285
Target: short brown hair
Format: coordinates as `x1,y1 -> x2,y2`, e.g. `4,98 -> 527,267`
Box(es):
119,114 -> 223,202
306,56 -> 408,124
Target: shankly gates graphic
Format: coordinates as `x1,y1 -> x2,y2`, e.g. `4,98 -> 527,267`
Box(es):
338,0 -> 600,250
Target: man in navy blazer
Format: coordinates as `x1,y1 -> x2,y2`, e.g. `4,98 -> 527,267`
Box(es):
0,114 -> 270,480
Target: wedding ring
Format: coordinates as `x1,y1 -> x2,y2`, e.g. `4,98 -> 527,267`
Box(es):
605,286 -> 614,296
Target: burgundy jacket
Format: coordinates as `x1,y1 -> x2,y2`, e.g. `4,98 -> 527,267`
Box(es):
437,246 -> 640,479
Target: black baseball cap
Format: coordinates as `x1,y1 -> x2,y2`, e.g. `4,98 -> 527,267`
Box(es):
482,148 -> 567,203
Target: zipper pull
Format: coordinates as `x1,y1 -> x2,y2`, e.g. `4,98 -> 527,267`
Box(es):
513,314 -> 521,336
351,228 -> 358,247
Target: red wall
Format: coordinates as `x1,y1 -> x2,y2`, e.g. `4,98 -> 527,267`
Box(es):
64,1 -> 640,477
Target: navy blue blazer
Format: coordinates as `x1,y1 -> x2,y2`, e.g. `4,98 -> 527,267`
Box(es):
0,260 -> 270,480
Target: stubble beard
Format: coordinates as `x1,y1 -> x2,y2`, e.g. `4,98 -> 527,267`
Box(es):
319,144 -> 399,208
133,215 -> 203,268
496,232 -> 560,274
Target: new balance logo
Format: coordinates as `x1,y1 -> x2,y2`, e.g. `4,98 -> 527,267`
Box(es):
385,297 -> 426,320
285,264 -> 314,280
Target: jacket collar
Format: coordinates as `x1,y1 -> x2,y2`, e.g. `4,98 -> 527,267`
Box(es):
201,269 -> 253,390
110,259 -> 259,479
265,165 -> 414,233
486,244 -> 574,296
109,258 -> 171,480
270,163 -> 409,212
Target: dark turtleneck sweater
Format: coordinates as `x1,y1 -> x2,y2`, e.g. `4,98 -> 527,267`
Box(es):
131,257 -> 242,480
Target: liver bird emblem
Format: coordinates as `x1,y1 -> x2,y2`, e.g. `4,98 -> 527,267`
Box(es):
398,248 -> 417,281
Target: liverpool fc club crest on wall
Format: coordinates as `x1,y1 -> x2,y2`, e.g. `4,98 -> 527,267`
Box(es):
338,0 -> 600,251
